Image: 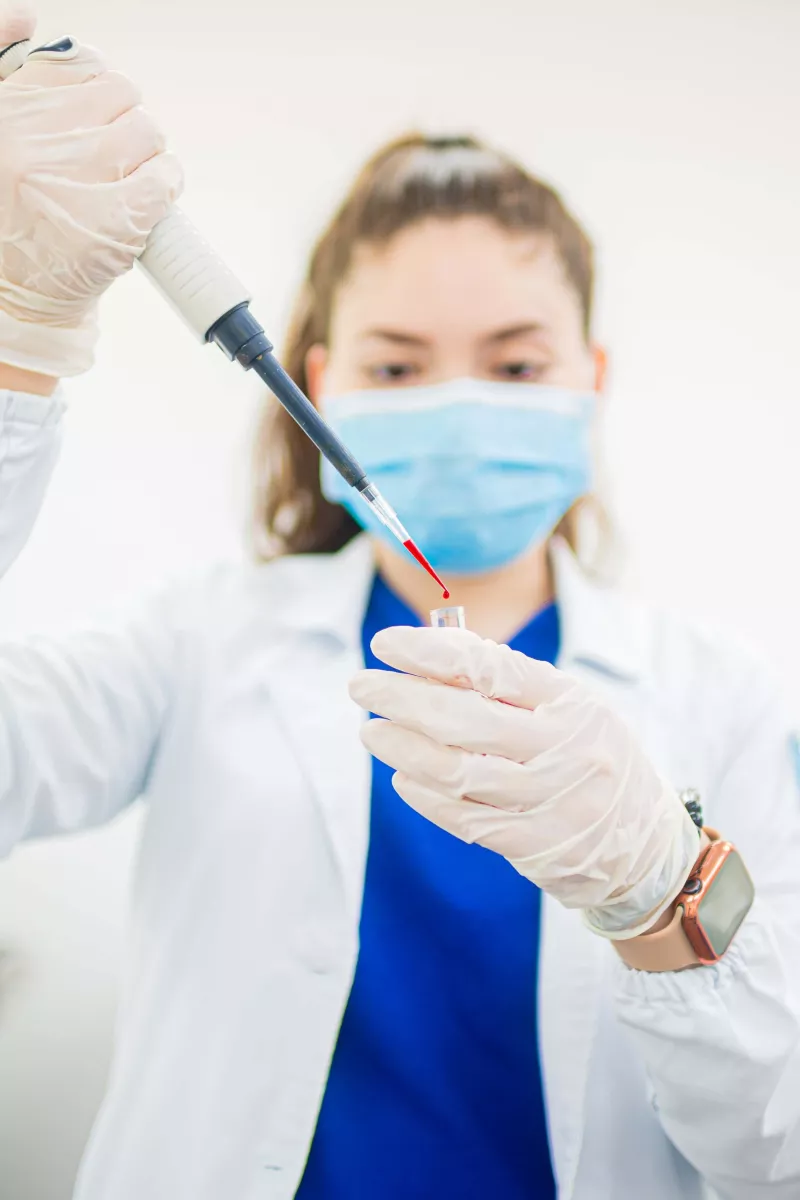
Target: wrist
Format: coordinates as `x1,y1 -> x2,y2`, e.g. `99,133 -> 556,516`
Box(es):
626,829 -> 712,939
613,828 -> 755,972
0,363 -> 60,397
609,840 -> 710,972
637,901 -> 679,935
584,803 -> 703,939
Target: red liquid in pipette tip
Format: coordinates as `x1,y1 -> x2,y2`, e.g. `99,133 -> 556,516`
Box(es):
403,539 -> 450,599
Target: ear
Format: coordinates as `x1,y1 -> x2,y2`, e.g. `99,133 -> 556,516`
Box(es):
591,344 -> 608,393
304,344 -> 328,405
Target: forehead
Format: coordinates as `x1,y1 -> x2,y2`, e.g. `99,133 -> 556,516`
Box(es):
330,216 -> 582,338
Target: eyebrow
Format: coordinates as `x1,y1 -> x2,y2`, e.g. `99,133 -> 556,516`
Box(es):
359,322 -> 548,347
485,322 -> 547,343
359,328 -> 430,347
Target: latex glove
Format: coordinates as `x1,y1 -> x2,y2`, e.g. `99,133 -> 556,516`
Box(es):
349,626 -> 701,938
0,7 -> 183,377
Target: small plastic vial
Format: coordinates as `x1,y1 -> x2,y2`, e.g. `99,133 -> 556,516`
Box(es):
430,605 -> 467,629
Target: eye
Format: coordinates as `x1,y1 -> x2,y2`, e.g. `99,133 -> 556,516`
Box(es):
493,360 -> 547,381
367,362 -> 421,384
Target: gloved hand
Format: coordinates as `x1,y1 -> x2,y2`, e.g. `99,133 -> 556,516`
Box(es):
349,626 -> 701,938
0,4 -> 183,377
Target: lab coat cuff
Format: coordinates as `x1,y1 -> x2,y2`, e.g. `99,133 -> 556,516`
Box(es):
612,899 -> 784,1004
0,388 -> 66,428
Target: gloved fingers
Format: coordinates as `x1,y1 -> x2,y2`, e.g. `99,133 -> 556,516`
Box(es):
393,767 -> 625,883
394,769 -> 697,919
113,150 -> 184,234
66,69 -> 142,125
350,668 -> 553,761
0,2 -> 35,47
9,67 -> 142,133
370,626 -> 573,708
98,106 -> 168,179
37,107 -> 168,183
390,772 -> 494,844
361,717 -> 539,810
362,716 -> 614,832
11,148 -> 182,271
391,772 -> 536,862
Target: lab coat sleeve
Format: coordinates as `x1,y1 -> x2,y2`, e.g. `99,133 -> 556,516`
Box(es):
0,389 -> 65,579
613,685 -> 800,1199
0,389 -> 176,856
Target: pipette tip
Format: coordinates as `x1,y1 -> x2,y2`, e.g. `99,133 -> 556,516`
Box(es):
403,540 -> 449,598
357,482 -> 449,597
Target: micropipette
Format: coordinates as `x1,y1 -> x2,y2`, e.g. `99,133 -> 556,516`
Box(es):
0,35 -> 449,598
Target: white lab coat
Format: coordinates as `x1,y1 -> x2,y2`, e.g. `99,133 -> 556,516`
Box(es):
1,389 -> 800,1200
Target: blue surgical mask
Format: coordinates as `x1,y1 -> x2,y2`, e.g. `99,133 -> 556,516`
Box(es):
320,377 -> 595,574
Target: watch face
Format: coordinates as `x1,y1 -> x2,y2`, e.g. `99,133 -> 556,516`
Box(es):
697,850 -> 755,957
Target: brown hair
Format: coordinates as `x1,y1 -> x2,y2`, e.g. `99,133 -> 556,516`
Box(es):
251,132 -> 610,569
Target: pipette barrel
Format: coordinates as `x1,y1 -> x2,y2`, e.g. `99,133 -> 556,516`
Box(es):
252,353 -> 369,490
206,303 -> 368,491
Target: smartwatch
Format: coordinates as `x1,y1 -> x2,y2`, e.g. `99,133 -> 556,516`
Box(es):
616,829 -> 755,973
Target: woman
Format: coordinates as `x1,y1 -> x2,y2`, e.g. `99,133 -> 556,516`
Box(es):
1,17 -> 799,1200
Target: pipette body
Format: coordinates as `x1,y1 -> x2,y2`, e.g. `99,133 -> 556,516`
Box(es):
200,294 -> 417,541
135,207 -> 445,580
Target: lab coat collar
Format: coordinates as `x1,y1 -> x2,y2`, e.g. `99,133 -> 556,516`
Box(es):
550,537 -> 648,683
258,535 -> 376,651
262,533 -> 650,685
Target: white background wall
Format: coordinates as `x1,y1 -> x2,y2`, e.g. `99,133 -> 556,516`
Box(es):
0,0 -> 798,1195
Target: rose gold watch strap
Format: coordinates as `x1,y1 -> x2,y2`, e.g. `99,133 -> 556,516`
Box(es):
614,904 -> 700,972
614,830 -> 715,973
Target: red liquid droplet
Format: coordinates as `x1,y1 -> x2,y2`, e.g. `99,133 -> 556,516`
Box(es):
403,539 -> 449,598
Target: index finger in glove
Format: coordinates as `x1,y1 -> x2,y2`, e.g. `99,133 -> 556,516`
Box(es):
36,106 -> 169,184
391,772 -> 536,860
105,148 -> 184,237
361,716 -> 540,811
370,626 -> 573,709
350,667 -> 556,761
17,69 -> 144,137
10,45 -> 145,132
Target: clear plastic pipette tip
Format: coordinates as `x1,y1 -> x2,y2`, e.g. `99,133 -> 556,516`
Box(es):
358,482 -> 410,546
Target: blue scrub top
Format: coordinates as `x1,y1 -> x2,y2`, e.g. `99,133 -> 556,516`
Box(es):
297,574 -> 559,1199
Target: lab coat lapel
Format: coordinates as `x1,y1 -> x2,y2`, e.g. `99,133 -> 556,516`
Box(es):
539,895 -> 608,1199
541,539 -> 650,1197
268,635 -> 371,922
264,538 -> 376,923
